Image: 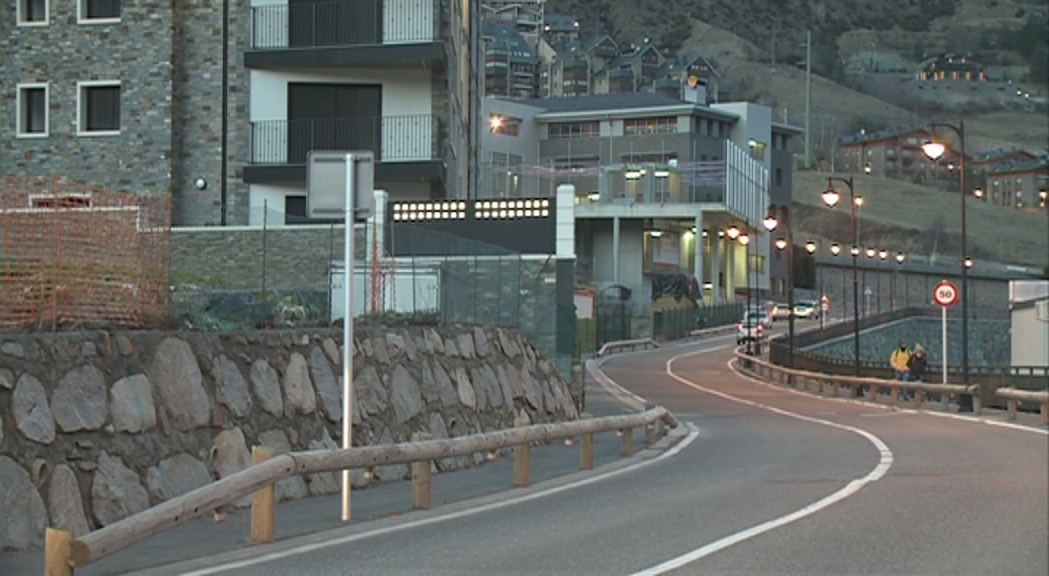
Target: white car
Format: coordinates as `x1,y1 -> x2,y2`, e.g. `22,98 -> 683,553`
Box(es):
793,300 -> 819,319
737,310 -> 771,344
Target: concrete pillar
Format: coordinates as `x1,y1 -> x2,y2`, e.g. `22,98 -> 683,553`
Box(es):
693,213 -> 704,302
711,229 -> 722,303
612,216 -> 621,284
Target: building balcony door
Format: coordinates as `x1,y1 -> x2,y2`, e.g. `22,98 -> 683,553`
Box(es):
287,83 -> 382,163
288,0 -> 382,48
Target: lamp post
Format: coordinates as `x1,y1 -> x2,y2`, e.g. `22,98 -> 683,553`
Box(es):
729,225 -> 755,355
894,251 -> 905,310
922,121 -> 972,412
865,247 -> 875,316
805,240 -> 825,330
830,242 -> 842,326
822,177 -> 862,378
766,207 -> 789,365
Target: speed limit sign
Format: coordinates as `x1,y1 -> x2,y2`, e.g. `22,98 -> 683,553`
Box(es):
933,280 -> 959,307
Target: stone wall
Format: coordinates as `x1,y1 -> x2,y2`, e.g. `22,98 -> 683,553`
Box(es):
0,325 -> 577,551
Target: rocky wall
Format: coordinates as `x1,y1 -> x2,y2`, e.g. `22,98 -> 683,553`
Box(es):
0,325 -> 578,551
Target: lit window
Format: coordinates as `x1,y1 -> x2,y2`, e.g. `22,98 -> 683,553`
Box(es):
17,0 -> 48,25
16,83 -> 48,137
624,116 -> 677,136
77,81 -> 121,135
79,0 -> 120,22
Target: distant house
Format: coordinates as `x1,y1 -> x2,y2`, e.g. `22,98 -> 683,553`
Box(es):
917,53 -> 986,82
543,14 -> 579,43
970,147 -> 1037,177
986,156 -> 1049,210
483,23 -> 539,99
537,34 -> 619,98
648,52 -> 723,104
481,0 -> 544,44
838,128 -> 963,182
591,42 -> 664,94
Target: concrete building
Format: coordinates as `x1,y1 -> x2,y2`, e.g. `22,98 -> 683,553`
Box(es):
2,0 -> 483,227
480,92 -> 802,309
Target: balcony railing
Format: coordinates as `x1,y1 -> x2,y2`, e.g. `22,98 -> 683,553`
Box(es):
251,0 -> 436,50
249,115 -> 439,165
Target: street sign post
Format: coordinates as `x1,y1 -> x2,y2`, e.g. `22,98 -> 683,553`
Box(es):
307,151 -> 374,524
933,280 -> 959,384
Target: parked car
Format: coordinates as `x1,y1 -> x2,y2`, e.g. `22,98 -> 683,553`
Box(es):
770,302 -> 792,321
793,300 -> 819,319
737,309 -> 771,344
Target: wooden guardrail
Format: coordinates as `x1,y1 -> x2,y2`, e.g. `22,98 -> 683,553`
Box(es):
44,406 -> 679,574
734,347 -> 981,411
996,387 -> 1049,424
596,338 -> 659,357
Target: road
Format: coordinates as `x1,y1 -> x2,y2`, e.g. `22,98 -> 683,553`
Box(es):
121,332 -> 1047,576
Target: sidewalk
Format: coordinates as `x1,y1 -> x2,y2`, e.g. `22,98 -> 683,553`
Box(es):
0,385 -> 649,576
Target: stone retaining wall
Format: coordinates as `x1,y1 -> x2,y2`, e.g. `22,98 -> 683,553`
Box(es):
0,325 -> 577,551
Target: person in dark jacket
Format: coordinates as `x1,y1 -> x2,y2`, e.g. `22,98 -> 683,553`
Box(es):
906,344 -> 928,400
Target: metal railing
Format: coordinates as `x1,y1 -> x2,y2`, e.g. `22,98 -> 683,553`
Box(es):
249,115 -> 439,165
250,0 -> 437,49
45,406 -> 678,571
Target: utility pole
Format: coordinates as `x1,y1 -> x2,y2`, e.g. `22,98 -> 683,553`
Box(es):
804,30 -> 812,170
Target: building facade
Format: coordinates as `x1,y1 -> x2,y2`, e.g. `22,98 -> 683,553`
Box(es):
480,93 -> 800,307
2,0 -> 483,227
838,128 -> 962,182
986,156 -> 1049,210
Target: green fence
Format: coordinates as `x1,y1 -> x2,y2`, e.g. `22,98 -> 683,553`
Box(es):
652,302 -> 744,341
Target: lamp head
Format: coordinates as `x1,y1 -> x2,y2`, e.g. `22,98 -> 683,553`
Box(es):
866,248 -> 876,258
762,212 -> 779,232
850,245 -> 860,256
775,238 -> 787,250
830,243 -> 841,256
805,240 -> 816,254
879,249 -> 888,260
821,181 -> 840,208
738,233 -> 750,246
726,225 -> 740,240
896,252 -> 905,264
921,141 -> 946,161
864,162 -> 872,175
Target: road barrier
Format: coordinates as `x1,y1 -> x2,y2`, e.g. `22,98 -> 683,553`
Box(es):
996,387 -> 1049,424
734,347 -> 982,412
596,338 -> 659,357
44,406 -> 679,575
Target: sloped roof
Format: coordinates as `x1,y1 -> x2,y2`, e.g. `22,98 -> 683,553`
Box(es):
523,92 -> 691,113
483,22 -> 538,64
989,156 -> 1049,175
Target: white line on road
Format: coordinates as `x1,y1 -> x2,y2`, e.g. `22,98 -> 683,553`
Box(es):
178,428 -> 702,575
629,347 -> 895,576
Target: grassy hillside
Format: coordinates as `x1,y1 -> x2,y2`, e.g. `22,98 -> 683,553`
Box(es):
791,170 -> 1049,270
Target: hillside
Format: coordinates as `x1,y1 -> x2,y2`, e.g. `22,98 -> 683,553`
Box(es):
791,170 -> 1049,271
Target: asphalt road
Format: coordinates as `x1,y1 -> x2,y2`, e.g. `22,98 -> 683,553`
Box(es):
123,332 -> 1047,576
5,332 -> 1043,575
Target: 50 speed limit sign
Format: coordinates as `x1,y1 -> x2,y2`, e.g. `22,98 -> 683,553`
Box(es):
933,280 -> 959,308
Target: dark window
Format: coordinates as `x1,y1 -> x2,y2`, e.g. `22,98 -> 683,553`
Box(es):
775,167 -> 783,187
81,84 -> 120,133
287,83 -> 382,163
289,0 -> 381,47
18,86 -> 47,135
83,0 -> 120,19
20,0 -> 47,22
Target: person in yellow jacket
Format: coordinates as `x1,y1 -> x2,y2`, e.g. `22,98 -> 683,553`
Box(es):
890,341 -> 911,381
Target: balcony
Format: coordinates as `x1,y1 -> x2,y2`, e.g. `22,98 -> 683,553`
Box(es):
246,0 -> 443,69
243,115 -> 444,184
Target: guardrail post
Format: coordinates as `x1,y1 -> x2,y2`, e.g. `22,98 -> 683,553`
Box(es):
513,416 -> 530,487
1007,398 -> 1018,420
411,432 -> 433,510
620,426 -> 634,457
890,385 -> 899,405
45,527 -> 72,576
832,381 -> 840,397
915,389 -> 925,409
580,413 -> 594,470
249,446 -> 276,545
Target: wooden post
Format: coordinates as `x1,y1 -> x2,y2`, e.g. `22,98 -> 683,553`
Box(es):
1041,400 -> 1048,425
890,385 -> 899,405
45,528 -> 72,576
645,422 -> 656,446
915,389 -> 924,409
832,381 -> 840,398
580,413 -> 594,470
513,417 -> 530,487
621,427 -> 633,457
1007,398 -> 1018,421
411,432 -> 433,510
249,446 -> 276,545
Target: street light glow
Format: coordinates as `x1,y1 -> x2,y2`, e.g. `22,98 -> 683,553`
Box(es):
830,243 -> 841,255
879,249 -> 888,260
866,247 -> 876,258
851,245 -> 860,256
489,115 -> 503,132
921,141 -> 946,161
763,213 -> 779,232
805,240 -> 817,253
896,252 -> 905,264
821,181 -> 840,207
775,237 -> 787,250
726,225 -> 740,240
738,233 -> 750,246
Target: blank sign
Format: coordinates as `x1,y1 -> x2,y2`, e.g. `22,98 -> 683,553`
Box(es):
306,150 -> 374,222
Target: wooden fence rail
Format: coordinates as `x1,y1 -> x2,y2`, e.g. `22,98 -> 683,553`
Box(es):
735,348 -> 980,411
47,406 -> 678,573
996,387 -> 1049,424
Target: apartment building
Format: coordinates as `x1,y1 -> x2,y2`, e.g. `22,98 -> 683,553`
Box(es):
481,92 -> 801,305
2,0 -> 482,227
838,128 -> 962,182
986,156 -> 1049,209
482,22 -> 538,99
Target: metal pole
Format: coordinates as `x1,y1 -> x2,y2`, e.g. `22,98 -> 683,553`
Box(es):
261,199 -> 268,299
942,305 -> 948,384
341,154 -> 355,523
848,178 -> 860,376
220,0 -> 229,225
785,207 -> 794,366
804,30 -> 812,169
958,121 -> 971,411
818,250 -> 824,331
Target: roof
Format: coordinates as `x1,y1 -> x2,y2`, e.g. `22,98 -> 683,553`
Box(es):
838,128 -> 931,146
989,156 -> 1049,175
971,147 -> 1035,164
543,14 -> 578,33
482,23 -> 538,64
652,52 -> 720,80
520,92 -> 740,121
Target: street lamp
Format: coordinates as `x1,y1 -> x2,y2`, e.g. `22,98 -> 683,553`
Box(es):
737,228 -> 754,355
805,240 -> 826,331
766,206 -> 793,367
822,177 -> 862,378
922,121 -> 972,412
894,251 -> 905,310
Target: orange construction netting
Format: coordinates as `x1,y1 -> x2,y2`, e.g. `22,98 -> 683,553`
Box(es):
0,176 -> 171,331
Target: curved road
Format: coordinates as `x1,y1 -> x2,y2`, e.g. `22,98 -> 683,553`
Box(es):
143,334 -> 1048,575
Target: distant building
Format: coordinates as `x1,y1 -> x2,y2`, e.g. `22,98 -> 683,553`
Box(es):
591,42 -> 664,94
481,0 -> 544,46
986,156 -> 1049,210
838,128 -> 962,183
917,53 -> 986,82
537,34 -> 619,98
483,23 -> 539,99
970,147 -> 1038,176
542,14 -> 579,43
648,52 -> 723,104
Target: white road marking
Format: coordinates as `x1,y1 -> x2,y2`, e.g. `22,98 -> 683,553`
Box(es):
629,347 -> 895,576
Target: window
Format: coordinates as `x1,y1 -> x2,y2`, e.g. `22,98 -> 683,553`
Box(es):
17,84 -> 48,137
18,0 -> 48,25
624,116 -> 676,136
77,81 -> 121,135
775,168 -> 783,187
547,121 -> 599,139
78,0 -> 120,22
